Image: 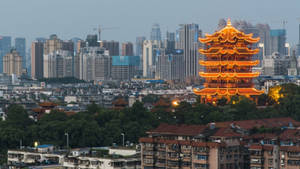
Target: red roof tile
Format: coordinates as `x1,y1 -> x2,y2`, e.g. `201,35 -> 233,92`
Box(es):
215,117 -> 300,130
212,127 -> 242,138
280,146 -> 300,152
279,129 -> 300,141
147,123 -> 207,136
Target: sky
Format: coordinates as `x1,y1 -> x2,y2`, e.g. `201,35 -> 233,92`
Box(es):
0,0 -> 299,48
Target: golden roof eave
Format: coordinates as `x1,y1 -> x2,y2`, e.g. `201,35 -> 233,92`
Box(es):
193,88 -> 264,96
199,60 -> 260,66
199,47 -> 259,55
199,20 -> 260,44
199,72 -> 260,78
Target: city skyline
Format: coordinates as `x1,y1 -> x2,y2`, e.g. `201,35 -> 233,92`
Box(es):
0,0 -> 299,45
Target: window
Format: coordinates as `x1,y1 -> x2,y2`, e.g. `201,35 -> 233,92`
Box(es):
197,155 -> 208,160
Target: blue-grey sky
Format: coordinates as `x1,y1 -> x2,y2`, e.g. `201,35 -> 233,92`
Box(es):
0,0 -> 299,47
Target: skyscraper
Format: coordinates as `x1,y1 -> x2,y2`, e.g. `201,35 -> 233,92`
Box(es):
297,23 -> 300,57
164,31 -> 175,52
100,40 -> 119,56
3,49 -> 22,76
142,40 -> 161,78
269,29 -> 286,56
0,36 -> 11,73
135,36 -> 146,57
79,47 -> 111,82
156,49 -> 184,81
31,41 -> 44,79
15,38 -> 26,69
111,55 -> 140,81
136,36 -> 146,75
43,50 -> 73,78
43,35 -> 74,78
121,42 -> 134,56
150,24 -> 161,41
176,24 -> 202,79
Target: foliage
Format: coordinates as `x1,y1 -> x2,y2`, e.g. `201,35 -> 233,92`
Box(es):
0,83 -> 300,165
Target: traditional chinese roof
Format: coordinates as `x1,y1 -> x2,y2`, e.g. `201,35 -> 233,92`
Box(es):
147,123 -> 207,136
199,47 -> 259,55
199,72 -> 260,78
199,60 -> 260,67
199,19 -> 260,44
193,88 -> 264,96
215,117 -> 300,130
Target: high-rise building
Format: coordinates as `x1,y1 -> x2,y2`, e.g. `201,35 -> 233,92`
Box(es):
43,50 -> 74,78
100,40 -> 119,56
155,49 -> 184,81
269,29 -> 286,56
15,38 -> 26,69
44,34 -> 63,55
111,55 -> 140,81
176,24 -> 202,79
164,31 -> 175,53
142,40 -> 161,78
86,34 -> 99,47
121,42 -> 134,56
0,36 -> 11,73
135,36 -> 146,75
150,24 -> 161,41
31,41 -> 44,79
71,37 -> 81,54
3,49 -> 22,76
135,36 -> 146,57
79,47 -> 111,82
43,35 -> 74,77
297,23 -> 300,57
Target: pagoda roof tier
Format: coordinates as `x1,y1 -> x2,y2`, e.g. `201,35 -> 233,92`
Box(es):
199,47 -> 259,55
199,60 -> 259,66
193,88 -> 264,96
199,72 -> 260,78
199,19 -> 260,44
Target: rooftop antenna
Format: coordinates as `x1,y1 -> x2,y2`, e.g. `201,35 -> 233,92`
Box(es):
297,18 -> 300,44
282,20 -> 287,29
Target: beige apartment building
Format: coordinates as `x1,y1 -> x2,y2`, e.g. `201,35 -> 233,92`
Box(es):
3,49 -> 22,76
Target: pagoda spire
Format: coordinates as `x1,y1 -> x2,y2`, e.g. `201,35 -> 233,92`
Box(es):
227,18 -> 232,26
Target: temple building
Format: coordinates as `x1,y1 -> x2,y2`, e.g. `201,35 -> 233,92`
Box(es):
194,19 -> 263,103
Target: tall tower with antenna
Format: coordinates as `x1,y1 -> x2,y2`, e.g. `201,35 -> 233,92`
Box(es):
297,18 -> 300,56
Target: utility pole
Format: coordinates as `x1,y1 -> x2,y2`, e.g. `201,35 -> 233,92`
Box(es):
121,133 -> 125,147
65,132 -> 69,149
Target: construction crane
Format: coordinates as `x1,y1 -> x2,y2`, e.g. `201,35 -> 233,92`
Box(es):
93,26 -> 119,41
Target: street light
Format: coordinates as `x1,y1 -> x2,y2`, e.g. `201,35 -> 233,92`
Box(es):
121,133 -> 125,147
65,132 -> 69,149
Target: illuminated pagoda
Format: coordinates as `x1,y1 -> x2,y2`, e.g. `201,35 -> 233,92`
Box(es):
194,19 -> 263,103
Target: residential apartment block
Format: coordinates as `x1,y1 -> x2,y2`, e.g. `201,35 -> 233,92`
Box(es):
139,117 -> 300,169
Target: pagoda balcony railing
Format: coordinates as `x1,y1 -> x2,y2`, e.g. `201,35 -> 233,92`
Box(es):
199,72 -> 260,78
205,83 -> 253,88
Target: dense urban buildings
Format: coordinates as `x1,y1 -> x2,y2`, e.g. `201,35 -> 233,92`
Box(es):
31,41 -> 44,79
2,49 -> 22,76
